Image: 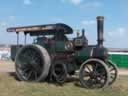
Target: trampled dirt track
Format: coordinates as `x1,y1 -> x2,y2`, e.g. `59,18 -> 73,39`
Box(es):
0,60 -> 15,72
0,60 -> 127,75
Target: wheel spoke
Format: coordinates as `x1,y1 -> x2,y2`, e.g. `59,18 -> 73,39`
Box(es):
110,74 -> 115,78
34,71 -> 38,80
109,67 -> 114,71
82,69 -> 90,77
86,65 -> 92,72
93,64 -> 98,72
79,59 -> 109,88
86,78 -> 93,86
107,60 -> 118,85
95,74 -> 106,87
26,71 -> 33,80
16,47 -> 45,81
22,67 -> 30,73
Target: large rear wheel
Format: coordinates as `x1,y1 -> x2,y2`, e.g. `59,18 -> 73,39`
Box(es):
79,59 -> 110,88
15,45 -> 51,82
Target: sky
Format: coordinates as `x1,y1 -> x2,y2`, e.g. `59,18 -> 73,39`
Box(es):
0,0 -> 128,48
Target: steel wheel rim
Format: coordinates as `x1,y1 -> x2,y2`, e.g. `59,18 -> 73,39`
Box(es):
80,61 -> 108,88
107,60 -> 118,85
16,47 -> 44,81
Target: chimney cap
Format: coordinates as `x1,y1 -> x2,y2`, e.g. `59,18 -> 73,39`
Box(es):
97,16 -> 104,20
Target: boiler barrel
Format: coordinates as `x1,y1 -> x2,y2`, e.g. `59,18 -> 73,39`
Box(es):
74,47 -> 108,62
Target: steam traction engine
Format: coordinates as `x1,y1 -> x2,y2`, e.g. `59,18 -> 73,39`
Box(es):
7,16 -> 118,88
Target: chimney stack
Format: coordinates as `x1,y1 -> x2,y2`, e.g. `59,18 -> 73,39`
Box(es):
97,16 -> 104,47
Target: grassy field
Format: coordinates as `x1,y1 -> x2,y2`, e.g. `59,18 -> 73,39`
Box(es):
0,61 -> 128,96
0,72 -> 127,96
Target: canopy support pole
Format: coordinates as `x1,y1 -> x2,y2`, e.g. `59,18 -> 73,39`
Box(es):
16,32 -> 19,46
16,32 -> 19,53
24,32 -> 27,45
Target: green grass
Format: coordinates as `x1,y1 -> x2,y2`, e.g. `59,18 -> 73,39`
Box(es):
0,73 -> 128,96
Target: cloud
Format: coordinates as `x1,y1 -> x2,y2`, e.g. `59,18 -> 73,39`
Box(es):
8,16 -> 15,21
0,21 -> 9,33
23,0 -> 32,5
80,2 -> 102,9
61,0 -> 83,5
108,27 -> 127,38
81,20 -> 96,26
105,27 -> 128,48
70,0 -> 83,5
0,22 -> 7,28
61,0 -> 102,9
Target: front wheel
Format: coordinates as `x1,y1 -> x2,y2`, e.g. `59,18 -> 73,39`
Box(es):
79,58 -> 110,88
107,60 -> 118,85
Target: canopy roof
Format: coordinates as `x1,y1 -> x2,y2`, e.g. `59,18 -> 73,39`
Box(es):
7,23 -> 73,36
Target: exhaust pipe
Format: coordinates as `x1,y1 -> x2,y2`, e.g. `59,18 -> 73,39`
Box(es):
97,16 -> 104,47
